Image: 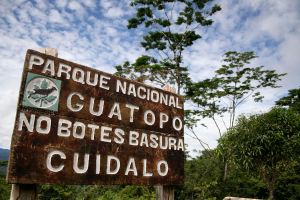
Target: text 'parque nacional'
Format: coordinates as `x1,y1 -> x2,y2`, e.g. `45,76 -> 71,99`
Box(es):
7,49 -> 184,186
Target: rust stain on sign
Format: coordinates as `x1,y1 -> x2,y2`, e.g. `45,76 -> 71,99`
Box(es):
7,49 -> 184,186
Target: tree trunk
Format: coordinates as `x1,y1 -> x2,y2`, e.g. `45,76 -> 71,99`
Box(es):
268,188 -> 274,200
264,175 -> 275,200
223,162 -> 228,182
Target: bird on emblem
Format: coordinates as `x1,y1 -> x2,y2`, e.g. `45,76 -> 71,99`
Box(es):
28,86 -> 57,98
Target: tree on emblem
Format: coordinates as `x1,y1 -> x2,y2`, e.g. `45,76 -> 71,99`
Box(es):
27,79 -> 57,107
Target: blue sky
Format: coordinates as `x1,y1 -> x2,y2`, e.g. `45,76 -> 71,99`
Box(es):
0,0 -> 300,156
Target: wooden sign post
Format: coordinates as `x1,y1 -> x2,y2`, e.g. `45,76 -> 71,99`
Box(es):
7,49 -> 184,199
10,48 -> 58,200
155,84 -> 178,200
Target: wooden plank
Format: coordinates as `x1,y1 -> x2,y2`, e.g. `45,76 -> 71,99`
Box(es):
7,49 -> 184,186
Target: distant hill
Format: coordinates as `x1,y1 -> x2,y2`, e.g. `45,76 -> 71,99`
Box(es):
0,148 -> 9,176
0,148 -> 9,161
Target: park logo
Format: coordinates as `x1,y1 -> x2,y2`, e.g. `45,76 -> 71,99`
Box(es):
22,73 -> 61,111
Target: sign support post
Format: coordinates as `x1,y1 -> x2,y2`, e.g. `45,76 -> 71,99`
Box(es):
155,84 -> 177,200
9,48 -> 58,200
10,184 -> 37,200
155,185 -> 174,200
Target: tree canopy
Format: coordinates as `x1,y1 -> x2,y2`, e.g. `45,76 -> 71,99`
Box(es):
115,0 -> 221,94
186,51 -> 286,134
276,87 -> 300,113
218,107 -> 300,199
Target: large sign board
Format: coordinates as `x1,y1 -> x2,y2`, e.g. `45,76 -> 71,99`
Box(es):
7,50 -> 184,185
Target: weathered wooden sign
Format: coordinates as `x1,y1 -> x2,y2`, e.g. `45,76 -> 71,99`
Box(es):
7,49 -> 184,186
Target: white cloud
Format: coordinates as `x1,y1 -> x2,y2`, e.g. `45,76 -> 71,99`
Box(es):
55,0 -> 68,9
67,1 -> 86,19
100,0 -> 126,18
5,14 -> 18,25
68,1 -> 82,11
105,26 -> 117,36
49,10 -> 65,24
81,0 -> 95,9
100,0 -> 113,10
105,7 -> 124,18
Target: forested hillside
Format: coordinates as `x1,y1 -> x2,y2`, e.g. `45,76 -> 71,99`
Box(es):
0,148 -> 9,161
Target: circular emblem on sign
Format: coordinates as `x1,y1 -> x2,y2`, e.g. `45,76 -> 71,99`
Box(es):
25,77 -> 59,109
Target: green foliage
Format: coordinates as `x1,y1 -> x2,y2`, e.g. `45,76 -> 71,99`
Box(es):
128,0 -> 221,30
221,172 -> 268,199
0,161 -> 7,166
0,176 -> 10,200
274,162 -> 300,199
0,161 -> 9,200
180,150 -> 223,199
276,87 -> 300,113
219,108 -> 300,171
177,150 -> 269,200
186,77 -> 224,119
39,185 -> 155,200
187,51 -> 286,129
116,0 -> 221,94
186,51 -> 286,186
39,185 -> 78,200
215,51 -> 283,102
218,108 -> 300,199
0,161 -> 7,176
115,55 -> 191,92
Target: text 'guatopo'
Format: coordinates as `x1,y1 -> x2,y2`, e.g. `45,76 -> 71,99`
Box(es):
67,92 -> 183,132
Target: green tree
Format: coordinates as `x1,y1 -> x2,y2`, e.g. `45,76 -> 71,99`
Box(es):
115,0 -> 221,94
187,51 -> 286,135
0,176 -> 10,200
275,87 -> 300,113
186,51 -> 286,179
39,184 -> 156,200
181,150 -> 222,199
177,149 -> 269,200
218,108 -> 300,199
0,161 -> 10,200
